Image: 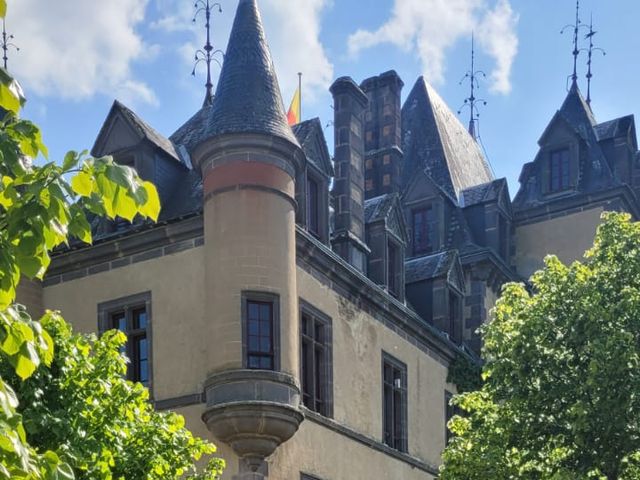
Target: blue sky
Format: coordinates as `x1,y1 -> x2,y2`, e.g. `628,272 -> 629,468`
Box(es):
8,0 -> 640,196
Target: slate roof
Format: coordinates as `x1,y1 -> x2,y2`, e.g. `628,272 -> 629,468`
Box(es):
401,77 -> 493,201
514,83 -> 617,210
173,0 -> 298,154
292,118 -> 334,177
170,105 -> 214,155
595,115 -> 635,142
364,194 -> 397,224
461,178 -> 508,207
405,250 -> 457,283
94,100 -> 182,163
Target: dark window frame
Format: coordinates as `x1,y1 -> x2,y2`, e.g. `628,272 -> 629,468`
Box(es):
241,292 -> 281,371
387,237 -> 402,298
98,291 -> 152,390
548,148 -> 571,193
445,390 -> 455,445
300,300 -> 333,418
448,290 -> 463,344
412,205 -> 437,255
382,352 -> 408,453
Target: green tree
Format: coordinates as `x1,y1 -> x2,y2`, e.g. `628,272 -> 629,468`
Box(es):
3,314 -> 224,480
0,1 -> 223,478
440,212 -> 640,480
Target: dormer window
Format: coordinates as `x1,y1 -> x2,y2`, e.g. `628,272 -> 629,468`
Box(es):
412,206 -> 436,255
307,176 -> 320,237
387,240 -> 398,297
549,148 -> 571,192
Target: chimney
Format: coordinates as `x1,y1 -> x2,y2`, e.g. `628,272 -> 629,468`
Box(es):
330,77 -> 370,272
360,70 -> 404,199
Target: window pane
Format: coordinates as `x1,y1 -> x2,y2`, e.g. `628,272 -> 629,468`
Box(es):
248,302 -> 259,320
248,320 -> 259,335
111,312 -> 126,332
248,336 -> 259,352
248,356 -> 260,369
133,308 -> 147,329
260,357 -> 273,369
139,359 -> 148,384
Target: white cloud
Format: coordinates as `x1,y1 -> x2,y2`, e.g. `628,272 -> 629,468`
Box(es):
477,0 -> 519,94
348,0 -> 519,94
154,0 -> 334,106
7,0 -> 158,106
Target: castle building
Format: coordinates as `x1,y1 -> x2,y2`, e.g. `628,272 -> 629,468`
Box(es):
16,0 -> 640,478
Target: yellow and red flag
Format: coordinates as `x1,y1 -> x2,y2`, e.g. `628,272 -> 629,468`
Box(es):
287,86 -> 301,126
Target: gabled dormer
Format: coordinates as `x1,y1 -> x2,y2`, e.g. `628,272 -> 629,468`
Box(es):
364,193 -> 408,301
514,83 -> 617,211
92,100 -> 190,209
405,250 -> 465,344
461,178 -> 513,263
293,118 -> 334,244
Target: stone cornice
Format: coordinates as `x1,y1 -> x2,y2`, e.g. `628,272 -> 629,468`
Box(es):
513,186 -> 640,226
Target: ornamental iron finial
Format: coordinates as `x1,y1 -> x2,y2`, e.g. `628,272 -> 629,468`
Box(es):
583,13 -> 606,106
1,19 -> 19,71
458,33 -> 487,142
561,0 -> 588,89
192,1 -> 224,107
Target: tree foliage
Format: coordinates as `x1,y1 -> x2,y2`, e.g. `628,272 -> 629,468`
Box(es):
0,2 -> 223,478
2,314 -> 224,480
441,212 -> 640,480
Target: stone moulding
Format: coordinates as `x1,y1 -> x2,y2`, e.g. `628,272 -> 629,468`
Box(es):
202,369 -> 304,472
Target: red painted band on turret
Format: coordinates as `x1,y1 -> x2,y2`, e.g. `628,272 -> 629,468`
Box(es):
203,161 -> 295,198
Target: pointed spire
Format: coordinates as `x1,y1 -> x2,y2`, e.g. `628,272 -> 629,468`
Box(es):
584,13 -> 606,106
201,0 -> 298,146
192,1 -> 223,107
1,18 -> 19,71
458,33 -> 487,142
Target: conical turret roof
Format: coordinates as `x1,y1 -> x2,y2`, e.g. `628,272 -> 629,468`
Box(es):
173,0 -> 299,153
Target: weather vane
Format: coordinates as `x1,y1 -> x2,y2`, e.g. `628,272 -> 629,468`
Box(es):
192,0 -> 224,107
1,19 -> 19,71
583,13 -> 606,106
458,33 -> 487,142
561,0 -> 588,89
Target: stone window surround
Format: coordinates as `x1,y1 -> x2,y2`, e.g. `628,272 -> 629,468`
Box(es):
408,199 -> 440,256
98,291 -> 153,394
241,291 -> 281,372
541,141 -> 577,197
381,351 -> 408,453
299,299 -> 334,419
300,473 -> 324,480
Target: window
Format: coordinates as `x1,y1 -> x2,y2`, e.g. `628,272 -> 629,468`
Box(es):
445,391 -> 455,445
365,158 -> 373,170
383,104 -> 393,117
387,240 -> 398,296
300,303 -> 332,417
448,292 -> 462,344
383,125 -> 392,137
366,130 -> 373,142
412,206 -> 436,255
365,179 -> 374,192
383,154 -> 391,165
549,148 -> 571,192
498,215 -> 509,260
383,174 -> 391,186
98,292 -> 151,386
243,293 -> 279,370
383,353 -> 407,452
306,176 -> 320,237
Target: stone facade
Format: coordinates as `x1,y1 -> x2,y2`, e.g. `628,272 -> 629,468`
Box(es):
18,1 -> 640,478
